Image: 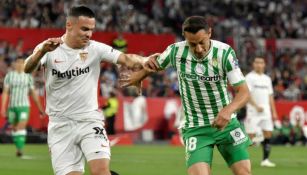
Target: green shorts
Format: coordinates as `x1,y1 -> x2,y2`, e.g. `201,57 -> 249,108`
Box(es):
181,118 -> 252,167
8,107 -> 30,125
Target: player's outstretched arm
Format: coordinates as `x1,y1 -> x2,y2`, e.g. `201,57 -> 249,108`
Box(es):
118,55 -> 161,88
117,53 -> 160,71
24,37 -> 63,73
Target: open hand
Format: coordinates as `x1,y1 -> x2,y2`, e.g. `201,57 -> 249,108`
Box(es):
118,65 -> 143,89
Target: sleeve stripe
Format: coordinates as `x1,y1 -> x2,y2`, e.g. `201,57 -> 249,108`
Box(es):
157,44 -> 175,69
161,55 -> 170,68
169,45 -> 175,67
224,47 -> 236,72
222,47 -> 232,71
225,57 -> 233,71
171,46 -> 178,68
232,80 -> 245,86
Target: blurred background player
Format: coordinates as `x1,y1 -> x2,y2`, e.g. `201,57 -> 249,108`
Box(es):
244,57 -> 278,167
1,57 -> 44,157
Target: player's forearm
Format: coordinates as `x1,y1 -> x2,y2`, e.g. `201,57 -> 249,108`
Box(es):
227,83 -> 250,114
124,54 -> 144,69
248,96 -> 259,108
31,90 -> 44,113
24,49 -> 46,73
34,98 -> 44,113
1,92 -> 8,112
269,95 -> 278,116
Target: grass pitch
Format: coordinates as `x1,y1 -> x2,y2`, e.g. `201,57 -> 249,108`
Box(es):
0,144 -> 306,175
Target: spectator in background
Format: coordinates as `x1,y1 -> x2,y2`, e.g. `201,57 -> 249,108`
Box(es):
283,83 -> 301,101
112,32 -> 127,53
274,79 -> 285,99
100,75 -> 114,98
273,116 -> 304,146
0,0 -> 306,100
103,91 -> 119,135
274,116 -> 293,145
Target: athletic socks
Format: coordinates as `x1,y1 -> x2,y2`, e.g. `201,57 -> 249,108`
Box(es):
11,130 -> 27,155
262,138 -> 271,160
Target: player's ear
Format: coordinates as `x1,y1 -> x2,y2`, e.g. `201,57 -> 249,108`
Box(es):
66,17 -> 74,31
182,31 -> 186,38
66,20 -> 72,30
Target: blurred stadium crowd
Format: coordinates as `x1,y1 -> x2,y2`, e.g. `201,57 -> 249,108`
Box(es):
0,0 -> 306,99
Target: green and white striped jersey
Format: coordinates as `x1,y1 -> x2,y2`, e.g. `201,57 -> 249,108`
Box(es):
3,71 -> 34,107
157,40 -> 245,128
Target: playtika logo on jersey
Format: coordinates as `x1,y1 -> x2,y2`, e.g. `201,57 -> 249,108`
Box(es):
52,67 -> 90,79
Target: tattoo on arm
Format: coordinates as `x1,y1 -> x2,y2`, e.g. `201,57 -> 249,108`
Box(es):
25,49 -> 45,73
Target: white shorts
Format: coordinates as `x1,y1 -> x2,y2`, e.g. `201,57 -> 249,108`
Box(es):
48,119 -> 110,175
244,116 -> 274,134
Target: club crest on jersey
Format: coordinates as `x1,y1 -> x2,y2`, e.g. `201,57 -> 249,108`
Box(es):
194,63 -> 205,75
211,58 -> 218,67
79,52 -> 88,62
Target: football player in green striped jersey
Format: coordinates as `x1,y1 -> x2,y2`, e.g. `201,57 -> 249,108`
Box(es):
121,16 -> 251,175
1,57 -> 45,157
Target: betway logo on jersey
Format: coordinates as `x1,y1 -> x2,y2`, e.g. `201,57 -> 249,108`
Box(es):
52,67 -> 90,79
179,72 -> 221,82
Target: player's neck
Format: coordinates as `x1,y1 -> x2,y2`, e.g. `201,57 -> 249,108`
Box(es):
62,34 -> 83,49
254,70 -> 263,75
16,70 -> 23,74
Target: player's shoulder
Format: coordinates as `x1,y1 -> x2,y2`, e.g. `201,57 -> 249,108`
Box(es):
4,72 -> 10,79
5,71 -> 15,76
25,72 -> 33,78
263,73 -> 272,81
88,40 -> 109,48
172,41 -> 187,48
211,40 -> 231,50
86,40 -> 116,54
245,71 -> 256,78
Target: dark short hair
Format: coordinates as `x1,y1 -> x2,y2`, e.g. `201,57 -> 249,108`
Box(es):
182,16 -> 210,34
254,57 -> 265,61
68,5 -> 95,18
